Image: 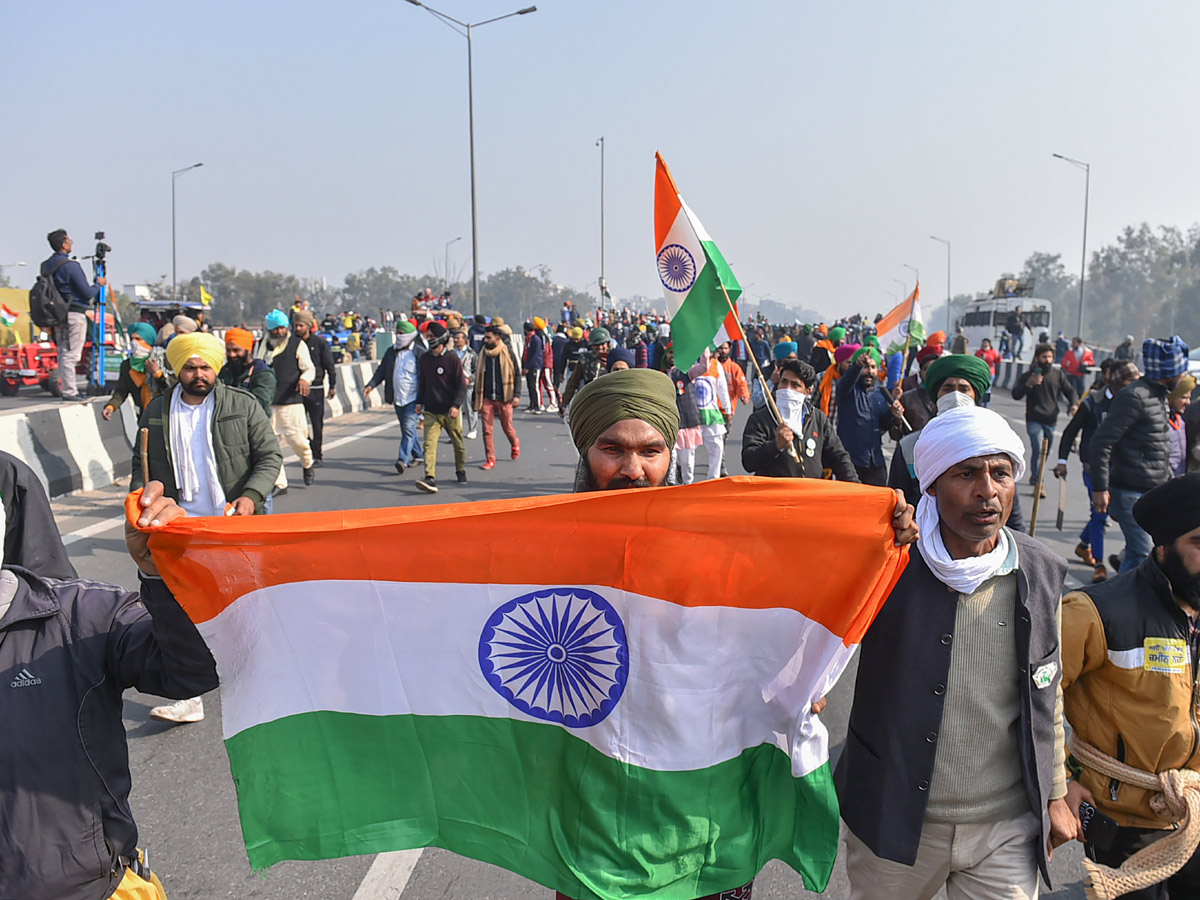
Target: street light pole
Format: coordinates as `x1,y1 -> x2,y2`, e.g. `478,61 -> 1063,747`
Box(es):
405,1 -> 538,317
902,264 -> 919,296
597,136 -> 606,310
444,236 -> 462,293
0,261 -> 26,286
1053,153 -> 1091,338
892,278 -> 907,299
930,236 -> 951,333
171,162 -> 203,301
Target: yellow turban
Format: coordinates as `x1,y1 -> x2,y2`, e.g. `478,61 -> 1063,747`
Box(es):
166,332 -> 226,374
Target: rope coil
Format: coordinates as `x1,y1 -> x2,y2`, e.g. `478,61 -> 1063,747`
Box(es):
1069,735 -> 1200,899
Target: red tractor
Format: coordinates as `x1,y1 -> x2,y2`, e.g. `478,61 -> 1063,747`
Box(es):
0,341 -> 60,397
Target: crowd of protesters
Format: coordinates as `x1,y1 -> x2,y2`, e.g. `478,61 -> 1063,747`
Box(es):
15,229 -> 1200,900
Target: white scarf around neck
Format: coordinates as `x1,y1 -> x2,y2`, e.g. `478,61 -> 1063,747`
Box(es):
169,385 -> 226,515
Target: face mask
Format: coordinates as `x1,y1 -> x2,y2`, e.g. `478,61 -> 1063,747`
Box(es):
936,390 -> 975,414
775,388 -> 808,429
131,342 -> 151,360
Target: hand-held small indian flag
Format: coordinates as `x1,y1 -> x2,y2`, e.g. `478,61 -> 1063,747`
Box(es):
128,478 -> 907,899
876,283 -> 925,356
0,304 -> 19,328
655,153 -> 743,368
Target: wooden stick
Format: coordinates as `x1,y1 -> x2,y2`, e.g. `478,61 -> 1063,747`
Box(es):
1028,437 -> 1052,536
139,427 -> 150,485
715,282 -> 801,461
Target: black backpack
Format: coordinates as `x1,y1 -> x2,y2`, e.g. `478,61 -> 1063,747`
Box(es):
29,257 -> 71,328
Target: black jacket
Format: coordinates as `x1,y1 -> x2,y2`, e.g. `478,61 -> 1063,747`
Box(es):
1056,388 -> 1112,468
1089,378 -> 1172,493
304,334 -> 337,392
367,343 -> 425,406
835,536 -> 1066,885
0,451 -> 76,579
0,568 -> 217,900
741,404 -> 857,481
416,348 -> 468,414
1012,365 -> 1078,425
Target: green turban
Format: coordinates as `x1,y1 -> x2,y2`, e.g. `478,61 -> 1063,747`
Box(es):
851,347 -> 882,366
923,353 -> 993,404
865,335 -> 880,350
128,322 -> 158,345
828,326 -> 846,343
568,368 -> 680,457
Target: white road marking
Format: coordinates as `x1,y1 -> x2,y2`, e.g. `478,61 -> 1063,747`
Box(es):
58,419 -> 396,545
351,849 -> 424,900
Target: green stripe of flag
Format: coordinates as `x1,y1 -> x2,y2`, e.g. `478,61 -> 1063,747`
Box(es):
671,241 -> 742,369
227,711 -> 838,898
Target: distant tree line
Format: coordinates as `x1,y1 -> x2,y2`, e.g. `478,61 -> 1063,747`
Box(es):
167,263 -> 596,329
922,223 -> 1200,347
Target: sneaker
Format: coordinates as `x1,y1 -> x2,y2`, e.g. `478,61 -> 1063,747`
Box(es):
409,458 -> 424,468
394,460 -> 406,475
1092,565 -> 1108,583
456,470 -> 467,485
416,476 -> 438,493
466,430 -> 478,439
481,460 -> 496,470
1109,553 -> 1123,573
512,446 -> 521,461
312,459 -> 324,468
303,467 -> 315,486
1074,542 -> 1097,566
149,697 -> 204,724
529,408 -> 542,415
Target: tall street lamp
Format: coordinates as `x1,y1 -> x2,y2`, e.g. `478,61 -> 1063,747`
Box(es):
172,162 -> 204,301
405,0 -> 538,316
597,136 -> 606,309
1053,153 -> 1091,338
902,264 -> 919,297
444,236 -> 462,292
892,278 -> 907,298
0,261 -> 26,285
929,236 -> 951,333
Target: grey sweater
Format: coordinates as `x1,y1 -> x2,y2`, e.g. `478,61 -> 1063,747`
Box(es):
925,547 -> 1068,823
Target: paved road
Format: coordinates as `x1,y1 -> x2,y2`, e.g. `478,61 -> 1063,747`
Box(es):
51,388 -> 1103,899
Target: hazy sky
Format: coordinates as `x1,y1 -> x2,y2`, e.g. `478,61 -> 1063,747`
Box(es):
4,1 -> 1199,321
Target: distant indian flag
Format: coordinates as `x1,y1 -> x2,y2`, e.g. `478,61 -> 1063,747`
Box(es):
0,304 -> 19,328
655,152 -> 743,368
130,478 -> 907,900
876,283 -> 925,356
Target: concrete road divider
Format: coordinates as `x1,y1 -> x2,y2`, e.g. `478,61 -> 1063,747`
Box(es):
2,360 -> 381,500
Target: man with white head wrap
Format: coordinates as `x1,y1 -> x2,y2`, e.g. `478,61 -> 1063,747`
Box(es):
837,405 -> 1076,900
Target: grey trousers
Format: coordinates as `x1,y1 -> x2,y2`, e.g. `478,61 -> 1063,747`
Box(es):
56,311 -> 88,398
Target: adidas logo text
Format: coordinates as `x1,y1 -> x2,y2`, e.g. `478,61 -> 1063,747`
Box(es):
10,668 -> 41,688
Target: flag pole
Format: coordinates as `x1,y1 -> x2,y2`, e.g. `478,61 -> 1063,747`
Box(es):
716,281 -> 800,462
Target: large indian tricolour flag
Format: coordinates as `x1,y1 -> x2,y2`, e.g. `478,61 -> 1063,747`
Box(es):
876,283 -> 925,356
655,152 -> 744,368
130,478 -> 907,900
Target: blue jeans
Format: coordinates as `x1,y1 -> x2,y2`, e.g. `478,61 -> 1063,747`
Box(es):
395,401 -> 423,464
1010,330 -> 1024,361
1078,470 -> 1107,561
1109,487 -> 1153,573
1025,421 -> 1055,485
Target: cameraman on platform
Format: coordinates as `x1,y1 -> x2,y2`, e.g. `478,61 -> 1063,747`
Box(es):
1013,341 -> 1078,497
42,229 -> 107,402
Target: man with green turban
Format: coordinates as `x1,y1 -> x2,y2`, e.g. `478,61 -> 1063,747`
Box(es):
889,353 -> 1029,533
567,368 -> 679,492
102,322 -> 170,421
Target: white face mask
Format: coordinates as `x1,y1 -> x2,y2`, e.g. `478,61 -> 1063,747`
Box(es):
936,390 -> 975,414
132,343 -> 151,360
775,388 -> 808,429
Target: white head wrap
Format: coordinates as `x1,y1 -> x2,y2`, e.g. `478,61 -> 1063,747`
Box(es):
912,406 -> 1027,594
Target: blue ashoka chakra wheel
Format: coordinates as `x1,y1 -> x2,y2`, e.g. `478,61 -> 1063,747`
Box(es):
693,377 -> 714,408
479,588 -> 629,729
657,244 -> 697,293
